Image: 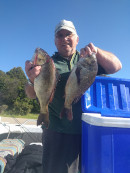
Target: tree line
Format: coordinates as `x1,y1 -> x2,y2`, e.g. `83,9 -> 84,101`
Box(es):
0,67 -> 39,115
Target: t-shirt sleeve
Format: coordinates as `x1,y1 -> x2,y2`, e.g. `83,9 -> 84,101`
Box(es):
97,64 -> 107,75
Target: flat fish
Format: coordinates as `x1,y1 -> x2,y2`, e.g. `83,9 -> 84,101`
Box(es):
60,53 -> 98,120
31,48 -> 58,128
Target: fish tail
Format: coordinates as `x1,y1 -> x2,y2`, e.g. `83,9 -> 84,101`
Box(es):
60,107 -> 73,121
37,112 -> 49,128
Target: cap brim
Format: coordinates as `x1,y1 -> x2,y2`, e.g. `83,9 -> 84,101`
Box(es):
55,26 -> 77,35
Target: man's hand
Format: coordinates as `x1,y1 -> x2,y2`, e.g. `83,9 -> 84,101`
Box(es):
80,43 -> 97,57
80,42 -> 122,74
25,60 -> 41,83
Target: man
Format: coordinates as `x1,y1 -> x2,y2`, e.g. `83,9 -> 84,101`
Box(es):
25,20 -> 122,173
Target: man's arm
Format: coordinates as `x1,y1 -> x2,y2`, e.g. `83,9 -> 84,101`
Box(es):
25,60 -> 41,99
80,43 -> 122,74
25,83 -> 36,99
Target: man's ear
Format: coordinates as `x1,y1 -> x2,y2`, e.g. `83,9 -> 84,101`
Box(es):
54,38 -> 57,47
77,36 -> 79,44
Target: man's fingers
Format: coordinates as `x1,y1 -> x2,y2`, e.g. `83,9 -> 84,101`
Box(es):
80,48 -> 86,57
25,60 -> 33,72
80,46 -> 91,57
88,43 -> 97,54
80,43 -> 97,57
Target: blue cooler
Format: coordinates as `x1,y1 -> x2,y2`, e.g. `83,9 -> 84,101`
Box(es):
81,76 -> 130,173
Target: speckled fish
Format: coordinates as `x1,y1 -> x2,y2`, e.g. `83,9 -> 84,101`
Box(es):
60,53 -> 98,120
31,48 -> 58,128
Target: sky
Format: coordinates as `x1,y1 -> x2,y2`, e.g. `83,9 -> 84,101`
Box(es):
0,0 -> 130,80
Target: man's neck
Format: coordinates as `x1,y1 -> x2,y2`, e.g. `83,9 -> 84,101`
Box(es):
58,51 -> 76,61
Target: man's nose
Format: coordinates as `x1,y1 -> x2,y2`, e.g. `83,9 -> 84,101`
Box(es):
62,35 -> 69,40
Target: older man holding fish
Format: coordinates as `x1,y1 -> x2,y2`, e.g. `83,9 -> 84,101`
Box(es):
25,20 -> 122,173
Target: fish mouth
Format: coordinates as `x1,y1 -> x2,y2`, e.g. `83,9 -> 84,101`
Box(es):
35,47 -> 43,53
33,53 -> 38,65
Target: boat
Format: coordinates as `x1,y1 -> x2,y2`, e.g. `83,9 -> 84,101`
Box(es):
0,117 -> 43,173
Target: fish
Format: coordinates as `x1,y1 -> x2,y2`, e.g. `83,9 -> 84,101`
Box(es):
60,53 -> 98,120
31,48 -> 58,128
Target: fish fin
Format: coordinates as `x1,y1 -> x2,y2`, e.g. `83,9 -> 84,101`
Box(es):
37,112 -> 49,128
49,90 -> 55,103
49,71 -> 60,103
60,107 -> 73,121
73,94 -> 82,104
73,98 -> 80,104
75,66 -> 82,85
56,69 -> 60,83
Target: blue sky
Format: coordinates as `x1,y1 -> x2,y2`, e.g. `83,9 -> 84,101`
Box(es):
0,0 -> 130,80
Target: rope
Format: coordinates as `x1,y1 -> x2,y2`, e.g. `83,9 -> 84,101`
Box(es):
3,115 -> 42,143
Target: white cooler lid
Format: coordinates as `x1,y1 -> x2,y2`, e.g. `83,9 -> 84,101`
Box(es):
82,113 -> 130,128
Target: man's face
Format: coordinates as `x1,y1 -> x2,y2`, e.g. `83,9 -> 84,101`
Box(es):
55,29 -> 79,57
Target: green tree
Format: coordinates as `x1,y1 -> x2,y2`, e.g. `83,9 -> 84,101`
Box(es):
0,67 -> 40,115
6,67 -> 27,82
13,97 -> 33,115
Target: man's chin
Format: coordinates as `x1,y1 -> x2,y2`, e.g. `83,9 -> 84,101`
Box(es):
59,48 -> 75,57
